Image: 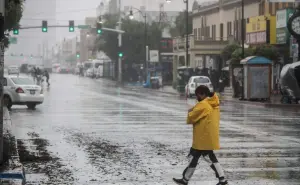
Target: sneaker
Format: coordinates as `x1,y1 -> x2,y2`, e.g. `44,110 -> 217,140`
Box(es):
216,180 -> 228,185
173,178 -> 188,185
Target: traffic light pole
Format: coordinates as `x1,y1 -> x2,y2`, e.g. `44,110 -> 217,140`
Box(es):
0,0 -> 5,164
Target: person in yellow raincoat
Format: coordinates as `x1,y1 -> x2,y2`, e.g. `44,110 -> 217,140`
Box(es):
173,85 -> 228,185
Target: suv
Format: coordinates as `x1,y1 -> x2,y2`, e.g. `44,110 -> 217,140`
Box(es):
3,75 -> 44,110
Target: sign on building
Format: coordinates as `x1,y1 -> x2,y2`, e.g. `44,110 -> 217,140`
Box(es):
149,50 -> 159,62
276,9 -> 294,44
160,38 -> 173,53
246,31 -> 266,44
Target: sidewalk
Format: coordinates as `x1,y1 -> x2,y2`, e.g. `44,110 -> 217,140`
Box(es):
222,94 -> 300,109
0,107 -> 25,185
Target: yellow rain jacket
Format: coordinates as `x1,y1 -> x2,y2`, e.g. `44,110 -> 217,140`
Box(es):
187,94 -> 220,150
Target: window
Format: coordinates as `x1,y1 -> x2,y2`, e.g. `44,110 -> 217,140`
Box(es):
3,78 -> 7,86
194,28 -> 197,40
11,77 -> 35,85
227,22 -> 232,36
206,26 -> 210,38
197,28 -> 201,40
287,3 -> 294,8
269,3 -> 272,15
259,2 -> 265,15
194,77 -> 210,83
220,23 -> 224,40
212,25 -> 216,40
275,3 -> 279,13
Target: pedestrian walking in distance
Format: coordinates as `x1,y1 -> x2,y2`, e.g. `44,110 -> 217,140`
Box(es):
173,85 -> 228,185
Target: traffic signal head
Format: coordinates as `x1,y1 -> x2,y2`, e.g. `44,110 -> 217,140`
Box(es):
42,20 -> 48,32
96,22 -> 102,35
76,53 -> 80,58
69,20 -> 74,32
118,52 -> 123,57
13,28 -> 19,35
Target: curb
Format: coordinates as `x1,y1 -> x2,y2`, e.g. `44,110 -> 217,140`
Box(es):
124,85 -> 181,96
222,98 -> 300,109
0,108 -> 26,185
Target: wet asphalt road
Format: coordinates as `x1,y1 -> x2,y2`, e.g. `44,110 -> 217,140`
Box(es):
10,74 -> 300,185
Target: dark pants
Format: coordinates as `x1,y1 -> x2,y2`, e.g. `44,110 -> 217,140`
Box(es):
182,148 -> 223,182
46,77 -> 50,85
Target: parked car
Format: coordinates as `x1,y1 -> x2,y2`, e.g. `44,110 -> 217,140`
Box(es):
58,66 -> 69,74
3,75 -> 44,110
91,60 -> 103,78
8,65 -> 20,75
185,76 -> 214,97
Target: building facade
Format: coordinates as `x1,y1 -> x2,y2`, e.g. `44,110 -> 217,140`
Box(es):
79,17 -> 98,62
172,0 -> 261,82
172,0 -> 299,83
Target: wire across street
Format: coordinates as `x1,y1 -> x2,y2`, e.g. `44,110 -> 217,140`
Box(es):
18,25 -> 125,34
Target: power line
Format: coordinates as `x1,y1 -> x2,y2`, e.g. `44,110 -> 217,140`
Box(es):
23,7 -> 97,17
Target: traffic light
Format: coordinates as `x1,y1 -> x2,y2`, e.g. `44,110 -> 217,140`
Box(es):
76,52 -> 80,58
13,28 -> 19,35
96,22 -> 102,34
118,52 -> 123,57
42,20 -> 48,32
69,20 -> 74,32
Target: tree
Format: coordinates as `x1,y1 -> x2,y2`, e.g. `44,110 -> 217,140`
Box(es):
93,13 -> 163,65
222,43 -> 280,64
3,0 -> 24,48
221,44 -> 240,61
169,11 -> 193,37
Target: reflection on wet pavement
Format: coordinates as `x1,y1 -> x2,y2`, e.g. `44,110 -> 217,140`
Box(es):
10,74 -> 300,184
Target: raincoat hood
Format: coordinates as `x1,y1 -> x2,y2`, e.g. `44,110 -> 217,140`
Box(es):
206,93 -> 220,109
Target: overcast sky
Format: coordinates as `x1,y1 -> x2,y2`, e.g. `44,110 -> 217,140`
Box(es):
6,0 -> 203,62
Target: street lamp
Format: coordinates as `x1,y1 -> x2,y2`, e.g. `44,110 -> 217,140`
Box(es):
98,16 -> 103,24
166,0 -> 189,67
129,10 -> 134,20
128,7 -> 148,80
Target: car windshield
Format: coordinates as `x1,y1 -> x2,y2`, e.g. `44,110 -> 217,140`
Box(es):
194,77 -> 210,83
95,63 -> 103,68
84,63 -> 92,68
11,77 -> 35,85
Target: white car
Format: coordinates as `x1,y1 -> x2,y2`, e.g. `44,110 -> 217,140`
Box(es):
8,65 -> 20,75
185,76 -> 214,97
3,76 -> 44,110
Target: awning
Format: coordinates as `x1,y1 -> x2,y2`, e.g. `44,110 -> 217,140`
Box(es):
240,56 -> 272,65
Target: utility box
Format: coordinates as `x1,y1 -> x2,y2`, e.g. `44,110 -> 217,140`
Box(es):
241,56 -> 272,100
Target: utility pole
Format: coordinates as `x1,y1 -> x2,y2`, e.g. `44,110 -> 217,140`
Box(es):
0,0 -> 5,164
185,0 -> 189,67
241,0 -> 245,100
117,0 -> 122,83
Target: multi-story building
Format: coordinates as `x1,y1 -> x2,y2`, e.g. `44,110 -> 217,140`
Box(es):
172,0 -> 298,83
108,0 -> 118,14
79,17 -> 98,62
